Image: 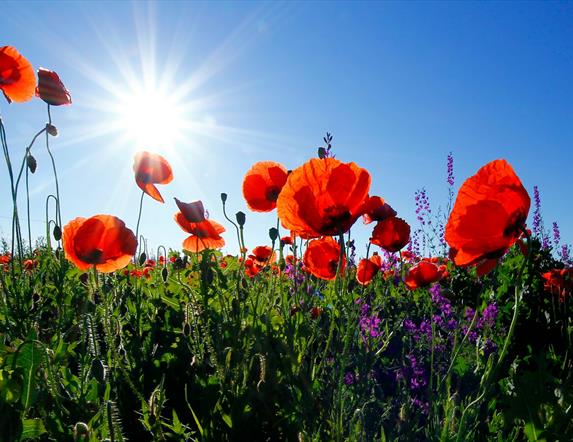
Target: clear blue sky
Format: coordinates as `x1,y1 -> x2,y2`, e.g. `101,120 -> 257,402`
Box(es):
1,1 -> 572,258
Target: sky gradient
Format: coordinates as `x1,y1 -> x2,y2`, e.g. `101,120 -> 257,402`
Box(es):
1,1 -> 572,258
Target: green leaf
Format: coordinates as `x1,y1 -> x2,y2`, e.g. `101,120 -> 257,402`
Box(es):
13,341 -> 44,411
20,418 -> 46,441
172,409 -> 183,435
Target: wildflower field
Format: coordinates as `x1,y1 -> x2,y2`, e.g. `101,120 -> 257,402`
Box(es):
1,45 -> 573,442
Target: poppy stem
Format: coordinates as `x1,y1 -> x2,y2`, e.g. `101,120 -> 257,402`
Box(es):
44,110 -> 62,240
134,190 -> 145,258
456,239 -> 531,439
45,195 -> 58,252
25,161 -> 32,253
1,117 -> 24,263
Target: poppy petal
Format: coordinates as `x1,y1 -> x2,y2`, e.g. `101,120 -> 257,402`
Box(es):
0,46 -> 36,103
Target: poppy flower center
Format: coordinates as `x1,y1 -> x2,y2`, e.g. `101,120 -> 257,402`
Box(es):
266,186 -> 281,202
77,248 -> 105,265
328,258 -> 339,275
0,68 -> 18,84
322,205 -> 352,232
194,227 -> 210,238
503,211 -> 527,239
136,172 -> 152,184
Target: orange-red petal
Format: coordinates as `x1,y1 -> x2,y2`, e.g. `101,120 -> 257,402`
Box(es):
0,46 -> 36,103
356,258 -> 379,285
370,217 -> 410,253
404,261 -> 443,290
36,68 -> 72,106
133,151 -> 173,203
445,159 -> 530,268
303,236 -> 345,280
243,161 -> 289,212
277,158 -> 371,237
63,215 -> 137,273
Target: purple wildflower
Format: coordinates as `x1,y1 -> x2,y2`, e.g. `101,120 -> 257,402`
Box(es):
465,307 -> 476,322
419,321 -> 432,339
415,188 -> 431,226
552,222 -> 561,248
411,397 -> 430,415
481,303 -> 498,328
446,318 -> 458,330
344,371 -> 356,386
403,319 -> 417,333
559,244 -> 571,264
446,152 -> 455,187
483,338 -> 497,358
532,186 -> 542,237
461,326 -> 479,344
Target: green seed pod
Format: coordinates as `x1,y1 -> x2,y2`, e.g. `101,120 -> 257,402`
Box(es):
269,227 -> 278,241
27,154 -> 37,173
53,224 -> 62,241
46,124 -> 58,137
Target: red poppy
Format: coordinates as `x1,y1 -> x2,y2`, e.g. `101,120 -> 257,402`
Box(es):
281,235 -> 293,246
370,217 -> 411,253
542,268 -> 573,301
285,254 -> 297,265
133,152 -> 173,203
174,198 -> 205,223
35,68 -> 72,106
404,261 -> 445,290
174,203 -> 225,253
356,255 -> 380,286
23,259 -> 38,271
243,246 -> 276,277
445,159 -> 530,276
249,245 -> 276,267
362,196 -> 397,224
63,214 -> 138,273
243,161 -> 289,212
277,158 -> 371,237
303,236 -> 345,280
0,46 -> 36,103
0,253 -> 11,265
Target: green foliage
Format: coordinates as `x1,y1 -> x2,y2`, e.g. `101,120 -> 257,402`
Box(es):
0,241 -> 571,441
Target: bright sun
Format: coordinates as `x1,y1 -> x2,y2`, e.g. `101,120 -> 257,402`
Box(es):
115,86 -> 187,150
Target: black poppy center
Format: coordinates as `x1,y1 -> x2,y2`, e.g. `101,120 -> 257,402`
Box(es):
79,248 -> 105,264
503,211 -> 527,239
266,186 -> 281,202
321,205 -> 352,233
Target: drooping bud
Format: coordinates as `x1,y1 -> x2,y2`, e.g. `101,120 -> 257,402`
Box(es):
138,252 -> 147,266
27,154 -> 37,173
220,193 -> 228,203
46,124 -> 58,137
53,224 -> 62,241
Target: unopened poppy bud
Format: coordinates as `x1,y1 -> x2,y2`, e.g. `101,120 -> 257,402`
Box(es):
318,147 -> 327,159
53,224 -> 62,241
161,266 -> 168,282
220,193 -> 228,203
269,227 -> 278,241
90,359 -> 106,383
73,422 -> 90,440
27,154 -> 37,173
236,211 -> 246,227
138,252 -> 147,266
46,123 -> 58,137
